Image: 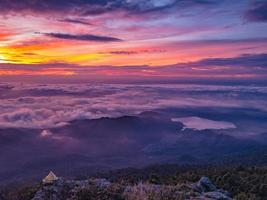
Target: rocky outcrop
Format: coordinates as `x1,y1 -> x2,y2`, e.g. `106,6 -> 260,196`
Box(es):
32,178 -> 66,200
190,176 -> 231,200
196,177 -> 218,192
31,176 -> 232,200
32,178 -> 113,200
42,171 -> 59,185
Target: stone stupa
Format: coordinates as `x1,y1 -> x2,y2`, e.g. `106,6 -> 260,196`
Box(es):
42,171 -> 59,184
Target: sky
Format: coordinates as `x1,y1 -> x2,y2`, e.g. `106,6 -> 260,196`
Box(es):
0,0 -> 267,80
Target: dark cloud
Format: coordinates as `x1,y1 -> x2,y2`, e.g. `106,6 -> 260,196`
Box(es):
109,0 -> 217,16
245,1 -> 267,22
109,51 -> 138,55
107,49 -> 165,55
0,0 -> 110,14
42,32 -> 122,42
59,18 -> 92,26
0,0 -> 219,16
185,53 -> 267,68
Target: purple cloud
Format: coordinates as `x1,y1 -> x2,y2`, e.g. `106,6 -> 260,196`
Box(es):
245,1 -> 267,22
42,32 -> 122,42
59,18 -> 93,26
0,83 -> 267,129
0,0 -> 219,16
182,53 -> 267,68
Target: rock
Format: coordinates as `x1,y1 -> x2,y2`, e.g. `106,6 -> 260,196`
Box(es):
31,178 -> 112,200
42,171 -> 59,185
31,175 -> 232,200
197,177 -> 217,192
189,177 -> 232,200
204,191 -> 232,200
32,178 -> 67,200
90,178 -> 111,188
217,189 -> 231,197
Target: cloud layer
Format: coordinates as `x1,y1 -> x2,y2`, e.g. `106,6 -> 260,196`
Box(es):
0,83 -> 267,129
172,117 -> 236,130
0,0 -> 216,16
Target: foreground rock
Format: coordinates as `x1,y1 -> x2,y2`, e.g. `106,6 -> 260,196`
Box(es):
42,171 -> 59,185
31,176 -> 232,200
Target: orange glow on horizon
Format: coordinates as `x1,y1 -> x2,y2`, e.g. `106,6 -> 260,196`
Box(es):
0,69 -> 76,76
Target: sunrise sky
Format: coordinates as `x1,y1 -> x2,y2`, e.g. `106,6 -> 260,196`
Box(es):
0,0 -> 267,79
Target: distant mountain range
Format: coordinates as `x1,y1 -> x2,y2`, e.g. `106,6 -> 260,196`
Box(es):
0,113 -> 267,185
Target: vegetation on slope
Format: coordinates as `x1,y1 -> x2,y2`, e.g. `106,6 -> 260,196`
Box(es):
0,164 -> 266,200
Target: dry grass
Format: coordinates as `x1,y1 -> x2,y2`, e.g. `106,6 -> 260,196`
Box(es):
124,183 -> 187,200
